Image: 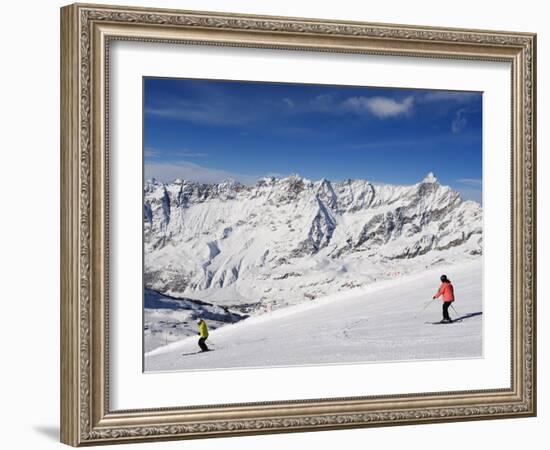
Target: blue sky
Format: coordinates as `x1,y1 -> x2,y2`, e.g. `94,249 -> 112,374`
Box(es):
144,77 -> 483,203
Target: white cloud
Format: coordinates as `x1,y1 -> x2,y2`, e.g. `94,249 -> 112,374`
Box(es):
144,147 -> 207,159
455,178 -> 482,203
455,187 -> 482,204
145,160 -> 260,185
421,91 -> 478,103
311,94 -> 334,106
343,96 -> 414,118
456,178 -> 482,187
145,104 -> 253,127
451,109 -> 468,133
282,97 -> 294,108
144,148 -> 161,158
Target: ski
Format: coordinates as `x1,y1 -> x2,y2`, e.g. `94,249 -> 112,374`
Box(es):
181,349 -> 215,356
425,319 -> 463,325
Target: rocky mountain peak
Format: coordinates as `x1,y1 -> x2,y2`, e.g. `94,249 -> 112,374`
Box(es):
144,174 -> 482,308
422,172 -> 438,184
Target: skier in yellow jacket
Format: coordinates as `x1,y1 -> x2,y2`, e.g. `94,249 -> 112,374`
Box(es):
196,318 -> 210,352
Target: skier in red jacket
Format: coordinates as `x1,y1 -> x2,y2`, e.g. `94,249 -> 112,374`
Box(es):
433,274 -> 455,323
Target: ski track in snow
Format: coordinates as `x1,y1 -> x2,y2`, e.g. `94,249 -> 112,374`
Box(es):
145,259 -> 482,372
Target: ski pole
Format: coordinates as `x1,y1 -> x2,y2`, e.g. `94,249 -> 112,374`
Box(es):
414,299 -> 434,318
450,304 -> 461,317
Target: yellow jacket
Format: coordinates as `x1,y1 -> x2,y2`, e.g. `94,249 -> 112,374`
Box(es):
198,320 -> 209,338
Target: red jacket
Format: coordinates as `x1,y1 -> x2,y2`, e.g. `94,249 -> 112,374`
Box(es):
434,282 -> 454,302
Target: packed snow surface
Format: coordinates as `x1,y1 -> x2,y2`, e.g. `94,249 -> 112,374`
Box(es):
145,259 -> 482,372
144,289 -> 247,353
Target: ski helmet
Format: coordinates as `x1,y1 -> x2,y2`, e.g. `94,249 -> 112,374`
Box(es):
440,274 -> 448,282
196,318 -> 202,324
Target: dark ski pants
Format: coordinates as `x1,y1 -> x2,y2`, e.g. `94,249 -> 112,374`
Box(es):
198,337 -> 209,352
442,301 -> 453,321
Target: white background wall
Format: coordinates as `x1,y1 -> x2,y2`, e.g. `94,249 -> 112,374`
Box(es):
0,1 -> 546,449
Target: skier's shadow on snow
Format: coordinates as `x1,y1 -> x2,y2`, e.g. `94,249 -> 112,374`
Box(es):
454,311 -> 483,321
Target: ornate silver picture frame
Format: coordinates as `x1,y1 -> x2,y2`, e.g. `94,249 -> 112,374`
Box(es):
60,3 -> 536,446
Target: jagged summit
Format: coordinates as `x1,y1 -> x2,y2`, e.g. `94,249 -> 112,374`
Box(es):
422,172 -> 438,184
145,172 -> 448,194
144,173 -> 482,309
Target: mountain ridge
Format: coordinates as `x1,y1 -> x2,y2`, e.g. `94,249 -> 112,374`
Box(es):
144,173 -> 482,312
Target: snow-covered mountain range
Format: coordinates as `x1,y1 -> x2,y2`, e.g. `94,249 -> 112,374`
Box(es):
144,173 -> 482,315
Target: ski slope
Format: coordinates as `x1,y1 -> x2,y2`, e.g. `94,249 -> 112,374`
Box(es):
145,260 -> 482,372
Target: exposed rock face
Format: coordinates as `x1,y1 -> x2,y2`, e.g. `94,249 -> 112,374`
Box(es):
144,173 -> 482,309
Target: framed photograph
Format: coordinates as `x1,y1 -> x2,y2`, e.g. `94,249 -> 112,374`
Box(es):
60,3 -> 536,446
